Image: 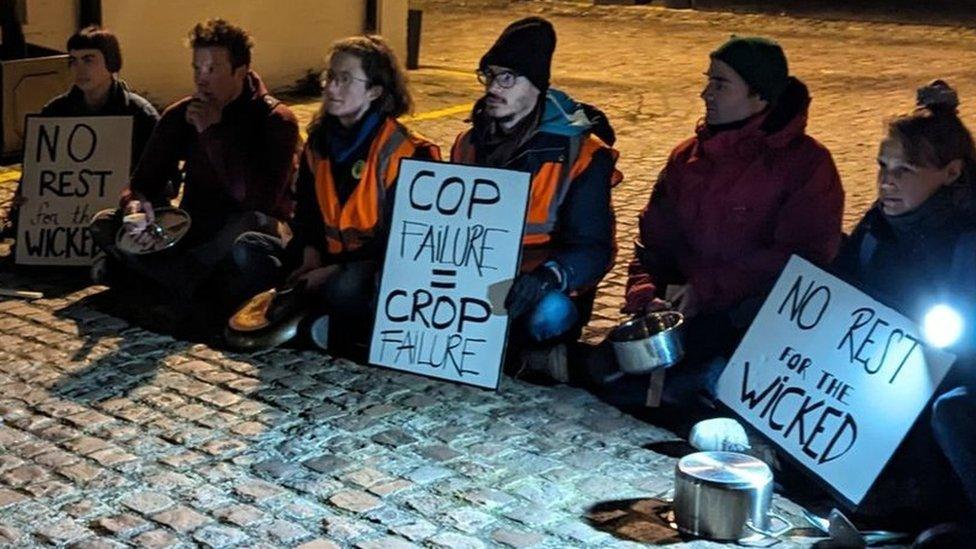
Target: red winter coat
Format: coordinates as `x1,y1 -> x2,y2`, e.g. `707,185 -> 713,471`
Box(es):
625,78 -> 844,314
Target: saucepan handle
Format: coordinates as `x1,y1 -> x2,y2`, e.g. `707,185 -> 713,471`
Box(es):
744,511 -> 793,539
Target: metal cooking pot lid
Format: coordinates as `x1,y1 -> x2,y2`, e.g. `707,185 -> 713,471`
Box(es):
115,207 -> 191,255
677,451 -> 772,489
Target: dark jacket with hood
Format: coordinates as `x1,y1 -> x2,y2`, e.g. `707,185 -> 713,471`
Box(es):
833,188 -> 976,357
124,71 -> 300,223
626,77 -> 844,314
41,79 -> 159,172
453,88 -> 620,293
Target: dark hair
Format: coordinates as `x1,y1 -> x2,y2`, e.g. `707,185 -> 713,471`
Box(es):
888,80 -> 976,209
307,35 -> 412,156
67,26 -> 122,72
188,19 -> 252,69
330,35 -> 411,118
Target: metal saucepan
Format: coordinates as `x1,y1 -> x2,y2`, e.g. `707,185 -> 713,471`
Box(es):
608,310 -> 685,374
673,451 -> 791,542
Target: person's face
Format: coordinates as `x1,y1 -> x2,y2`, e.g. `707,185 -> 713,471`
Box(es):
700,58 -> 767,125
322,52 -> 381,126
876,136 -> 961,216
192,46 -> 246,107
480,64 -> 540,126
68,48 -> 113,94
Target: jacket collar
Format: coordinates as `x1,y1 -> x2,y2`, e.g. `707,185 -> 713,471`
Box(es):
692,76 -> 811,160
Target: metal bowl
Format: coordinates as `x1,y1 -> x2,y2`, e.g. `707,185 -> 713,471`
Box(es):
608,310 -> 685,374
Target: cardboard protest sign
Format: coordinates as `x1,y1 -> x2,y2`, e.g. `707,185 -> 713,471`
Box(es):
16,116 -> 132,266
370,158 -> 530,389
716,256 -> 956,505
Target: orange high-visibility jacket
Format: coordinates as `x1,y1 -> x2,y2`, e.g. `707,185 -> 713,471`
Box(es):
306,118 -> 440,255
451,129 -> 621,285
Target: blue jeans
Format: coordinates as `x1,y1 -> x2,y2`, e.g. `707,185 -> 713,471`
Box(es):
932,385 -> 976,521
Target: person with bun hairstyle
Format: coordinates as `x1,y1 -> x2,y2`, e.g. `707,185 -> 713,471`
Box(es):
832,80 -> 975,542
229,35 -> 439,356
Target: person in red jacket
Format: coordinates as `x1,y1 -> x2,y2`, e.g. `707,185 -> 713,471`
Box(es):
89,19 -> 300,334
602,37 -> 844,416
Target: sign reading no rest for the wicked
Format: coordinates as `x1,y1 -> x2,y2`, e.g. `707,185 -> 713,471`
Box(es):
16,116 -> 132,266
716,256 -> 956,505
369,159 -> 530,390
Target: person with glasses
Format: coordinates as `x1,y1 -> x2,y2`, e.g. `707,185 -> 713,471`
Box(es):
228,35 -> 439,356
88,19 -> 300,337
452,17 -> 621,383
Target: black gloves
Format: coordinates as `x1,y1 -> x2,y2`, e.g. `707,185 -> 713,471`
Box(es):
505,265 -> 561,319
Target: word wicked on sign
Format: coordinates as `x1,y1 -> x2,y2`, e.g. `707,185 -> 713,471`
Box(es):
717,256 -> 955,506
16,116 -> 132,266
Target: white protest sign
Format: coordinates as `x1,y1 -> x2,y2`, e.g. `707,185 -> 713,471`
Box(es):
370,158 -> 530,389
716,255 -> 956,505
16,116 -> 132,266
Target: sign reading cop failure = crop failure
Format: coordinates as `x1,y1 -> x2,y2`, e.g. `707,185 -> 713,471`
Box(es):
370,159 -> 530,389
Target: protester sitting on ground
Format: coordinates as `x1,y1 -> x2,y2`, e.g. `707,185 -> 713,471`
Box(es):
89,19 -> 300,336
451,17 -> 621,384
598,36 -> 844,421
829,80 -> 975,541
1,26 -> 158,239
229,35 -> 439,357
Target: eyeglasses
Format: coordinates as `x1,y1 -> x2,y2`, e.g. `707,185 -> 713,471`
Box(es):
321,70 -> 371,88
476,68 -> 519,89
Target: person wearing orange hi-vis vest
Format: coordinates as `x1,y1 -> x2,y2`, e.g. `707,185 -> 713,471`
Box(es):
452,17 -> 622,383
229,36 -> 439,357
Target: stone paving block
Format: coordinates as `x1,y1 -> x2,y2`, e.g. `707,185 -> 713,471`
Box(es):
131,528 -> 181,548
57,461 -> 105,485
34,517 -> 93,545
0,487 -> 27,508
151,504 -> 210,532
1,463 -> 49,487
213,503 -> 267,527
356,536 -> 421,549
502,503 -> 562,527
323,514 -> 376,541
329,490 -> 383,513
461,487 -> 517,509
258,518 -> 312,544
24,479 -> 75,498
298,539 -> 341,549
428,532 -> 486,549
193,524 -> 250,548
121,491 -> 175,515
341,467 -> 392,488
234,478 -> 290,504
368,478 -> 414,497
302,454 -> 352,474
490,528 -> 547,548
0,522 -> 22,544
71,536 -> 130,548
405,465 -> 453,484
414,444 -> 463,464
93,513 -> 151,537
445,505 -> 496,533
0,454 -> 24,473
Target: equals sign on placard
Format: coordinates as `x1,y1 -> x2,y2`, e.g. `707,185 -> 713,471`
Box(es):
431,269 -> 457,289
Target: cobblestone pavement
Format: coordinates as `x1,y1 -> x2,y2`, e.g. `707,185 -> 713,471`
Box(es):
2,2 -> 976,547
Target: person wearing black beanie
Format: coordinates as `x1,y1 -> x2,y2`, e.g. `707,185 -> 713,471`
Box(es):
451,17 -> 622,384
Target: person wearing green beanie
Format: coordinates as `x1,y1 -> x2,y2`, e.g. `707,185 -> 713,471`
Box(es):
595,36 -> 844,426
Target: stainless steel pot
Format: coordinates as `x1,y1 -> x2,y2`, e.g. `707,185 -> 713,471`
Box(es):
608,311 -> 684,374
673,451 -> 787,541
